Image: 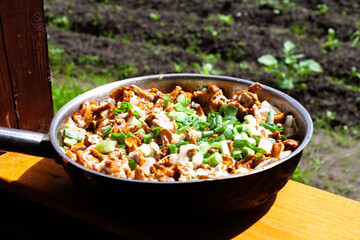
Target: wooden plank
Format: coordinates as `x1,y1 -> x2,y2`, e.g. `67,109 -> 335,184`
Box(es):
0,18 -> 18,128
0,0 -> 53,132
0,152 -> 359,240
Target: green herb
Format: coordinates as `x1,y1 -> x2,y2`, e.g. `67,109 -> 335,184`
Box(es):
208,152 -> 222,167
280,135 -> 288,141
163,95 -> 169,108
175,140 -> 189,148
177,125 -> 190,134
152,126 -> 162,138
169,144 -> 178,154
114,102 -> 133,116
134,110 -> 141,119
202,130 -> 214,138
63,128 -> 84,142
101,125 -> 112,139
267,111 -> 275,125
96,140 -> 116,154
111,130 -> 127,144
143,133 -> 154,144
219,104 -> 238,119
260,122 -> 284,133
128,159 -> 136,171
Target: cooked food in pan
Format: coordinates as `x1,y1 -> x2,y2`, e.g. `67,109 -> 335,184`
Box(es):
61,83 -> 299,181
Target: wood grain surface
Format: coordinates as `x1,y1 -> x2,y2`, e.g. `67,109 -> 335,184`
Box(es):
0,0 -> 53,131
0,152 -> 359,240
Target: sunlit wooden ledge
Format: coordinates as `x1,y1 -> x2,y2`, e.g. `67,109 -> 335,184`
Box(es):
0,152 -> 359,239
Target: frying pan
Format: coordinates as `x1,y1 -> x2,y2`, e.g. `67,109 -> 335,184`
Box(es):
0,74 -> 313,216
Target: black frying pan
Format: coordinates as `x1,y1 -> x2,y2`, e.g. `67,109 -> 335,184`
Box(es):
0,74 -> 313,216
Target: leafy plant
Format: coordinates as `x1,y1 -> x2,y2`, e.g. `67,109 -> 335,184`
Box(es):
349,67 -> 360,79
316,4 -> 330,16
259,0 -> 296,14
149,12 -> 160,21
52,15 -> 70,29
322,28 -> 341,54
193,63 -> 222,75
52,81 -> 87,113
351,30 -> 360,47
291,168 -> 310,184
217,14 -> 234,24
257,40 -> 323,89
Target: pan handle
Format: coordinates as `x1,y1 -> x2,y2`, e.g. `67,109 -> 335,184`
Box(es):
0,127 -> 55,158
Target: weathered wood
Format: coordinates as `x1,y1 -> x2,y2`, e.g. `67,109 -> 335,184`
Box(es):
0,20 -> 17,128
0,0 -> 53,132
0,152 -> 359,240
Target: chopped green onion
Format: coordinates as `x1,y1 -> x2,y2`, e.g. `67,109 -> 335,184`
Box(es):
213,134 -> 226,142
117,144 -> 126,149
175,140 -> 189,148
152,127 -> 162,138
220,141 -> 230,156
253,135 -> 261,145
125,132 -> 133,138
256,152 -> 263,159
119,102 -> 133,112
163,95 -> 169,108
208,152 -> 223,167
244,115 -> 257,125
202,130 -> 214,138
101,125 -> 112,139
223,128 -> 234,140
111,130 -> 126,144
169,111 -> 187,122
198,142 -> 211,154
280,135 -> 288,141
143,133 -> 154,144
200,87 -> 207,92
96,140 -> 116,154
219,104 -> 238,119
64,137 -> 77,146
232,148 -> 242,159
63,128 -> 84,142
134,110 -> 141,119
257,139 -> 273,154
242,147 -> 255,157
128,159 -> 136,171
169,144 -> 178,154
267,111 -> 275,125
176,94 -> 191,106
260,122 -> 284,133
177,125 -> 190,134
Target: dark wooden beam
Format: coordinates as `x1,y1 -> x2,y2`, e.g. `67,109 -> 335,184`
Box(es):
0,0 -> 53,132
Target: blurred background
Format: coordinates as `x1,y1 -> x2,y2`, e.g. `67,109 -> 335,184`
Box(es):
44,0 -> 360,201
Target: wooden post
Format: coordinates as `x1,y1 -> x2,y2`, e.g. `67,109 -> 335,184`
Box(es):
0,0 -> 53,132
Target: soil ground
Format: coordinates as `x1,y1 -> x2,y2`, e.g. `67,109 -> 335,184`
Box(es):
44,0 -> 360,201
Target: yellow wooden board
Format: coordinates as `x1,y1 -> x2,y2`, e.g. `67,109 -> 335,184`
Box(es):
0,152 -> 359,239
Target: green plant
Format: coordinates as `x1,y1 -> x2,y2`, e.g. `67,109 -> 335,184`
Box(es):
351,30 -> 360,47
52,15 -> 70,29
257,40 -> 323,89
149,12 -> 160,21
316,4 -> 330,16
52,81 -> 87,113
349,67 -> 360,79
217,14 -> 234,24
291,168 -> 309,184
322,28 -> 341,54
259,0 -> 296,14
193,63 -> 221,75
